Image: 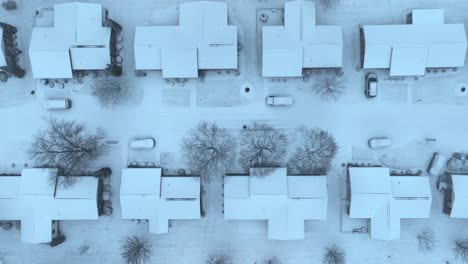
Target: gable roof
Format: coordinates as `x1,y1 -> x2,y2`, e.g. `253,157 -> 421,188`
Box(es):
362,9 -> 467,76
29,2 -> 111,79
0,169 -> 99,243
262,0 -> 343,77
224,168 -> 327,240
120,168 -> 201,234
348,167 -> 432,240
134,1 -> 237,78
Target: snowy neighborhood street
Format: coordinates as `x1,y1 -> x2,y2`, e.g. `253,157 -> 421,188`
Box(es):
2,0 -> 468,264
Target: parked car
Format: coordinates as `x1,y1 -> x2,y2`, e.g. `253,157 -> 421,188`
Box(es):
266,96 -> 293,106
427,152 -> 446,176
43,99 -> 72,110
365,73 -> 378,97
368,137 -> 392,149
130,138 -> 156,149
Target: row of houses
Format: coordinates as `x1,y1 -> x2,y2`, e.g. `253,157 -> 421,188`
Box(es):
2,1 -> 466,80
1,166 -> 466,244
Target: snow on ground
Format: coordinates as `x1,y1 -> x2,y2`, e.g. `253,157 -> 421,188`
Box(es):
2,0 -> 468,263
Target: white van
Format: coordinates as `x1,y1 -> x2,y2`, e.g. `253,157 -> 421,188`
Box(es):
43,99 -> 72,110
130,138 -> 156,149
427,152 -> 446,176
266,96 -> 293,106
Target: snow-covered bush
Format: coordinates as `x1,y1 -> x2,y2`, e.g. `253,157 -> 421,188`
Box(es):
417,228 -> 436,252
313,76 -> 346,101
454,240 -> 468,263
263,256 -> 281,264
206,254 -> 232,264
91,78 -> 131,109
323,244 -> 346,264
1,0 -> 16,11
120,236 -> 152,264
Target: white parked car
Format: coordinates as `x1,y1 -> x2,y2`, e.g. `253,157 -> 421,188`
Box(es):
130,138 -> 156,149
427,152 -> 446,176
43,99 -> 72,110
365,73 -> 378,98
368,137 -> 392,149
266,96 -> 293,106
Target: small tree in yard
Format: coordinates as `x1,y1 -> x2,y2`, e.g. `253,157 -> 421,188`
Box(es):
239,123 -> 288,174
417,228 -> 436,253
121,236 -> 152,264
206,254 -> 232,264
1,0 -> 16,11
181,121 -> 237,182
28,118 -> 107,188
323,245 -> 346,264
454,239 -> 468,263
313,76 -> 346,101
288,127 -> 338,175
91,78 -> 131,109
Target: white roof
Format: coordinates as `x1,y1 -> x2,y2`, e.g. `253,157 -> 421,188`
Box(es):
161,176 -> 200,199
348,167 -> 432,240
262,0 -> 343,77
121,168 -> 161,195
0,28 -> 6,67
29,2 -> 111,79
224,168 -> 327,240
0,169 -> 99,244
120,168 -> 201,234
362,9 -> 467,76
451,175 -> 468,218
134,1 -> 238,78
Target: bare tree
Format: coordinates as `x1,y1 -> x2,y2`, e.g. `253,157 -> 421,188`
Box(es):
323,245 -> 346,264
121,236 -> 152,264
454,240 -> 468,263
417,228 -> 436,253
91,78 -> 131,109
288,127 -> 338,175
263,256 -> 281,264
239,123 -> 288,173
28,118 -> 107,187
313,76 -> 346,101
206,254 -> 232,264
318,0 -> 339,11
181,121 -> 237,181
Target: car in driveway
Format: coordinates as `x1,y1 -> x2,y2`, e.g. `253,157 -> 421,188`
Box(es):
43,99 -> 72,110
266,96 -> 293,106
368,137 -> 392,149
365,73 -> 378,98
130,138 -> 156,149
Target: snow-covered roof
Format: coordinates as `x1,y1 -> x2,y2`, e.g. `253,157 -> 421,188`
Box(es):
262,0 -> 343,77
120,168 -> 200,234
348,167 -> 432,240
0,169 -> 99,244
134,1 -> 238,78
362,9 -> 467,76
224,168 -> 327,240
29,2 -> 111,79
450,175 -> 468,218
0,27 -> 6,67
